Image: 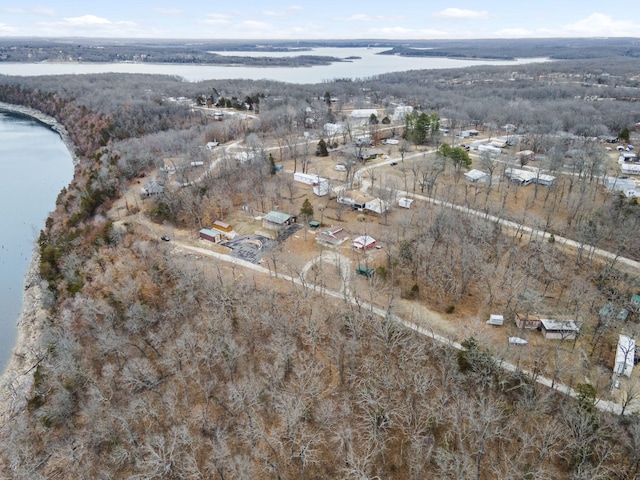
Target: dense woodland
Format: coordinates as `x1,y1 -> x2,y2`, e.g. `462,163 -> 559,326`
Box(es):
2,54 -> 640,478
3,37 -> 640,63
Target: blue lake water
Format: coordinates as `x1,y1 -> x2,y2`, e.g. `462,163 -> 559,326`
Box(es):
0,112 -> 74,371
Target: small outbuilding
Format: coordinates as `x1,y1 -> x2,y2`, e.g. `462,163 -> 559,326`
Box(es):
398,197 -> 414,209
352,235 -> 376,251
199,228 -> 223,243
487,314 -> 504,326
212,220 -> 232,233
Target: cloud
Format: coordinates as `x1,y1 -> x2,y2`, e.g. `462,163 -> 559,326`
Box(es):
0,23 -> 18,34
262,6 -> 302,17
153,8 -> 183,16
433,8 -> 488,20
345,14 -> 405,22
3,6 -> 56,16
63,15 -> 112,26
31,15 -> 141,37
563,13 -> 640,36
201,13 -> 233,26
239,20 -> 273,31
494,28 -> 532,38
374,26 -> 448,39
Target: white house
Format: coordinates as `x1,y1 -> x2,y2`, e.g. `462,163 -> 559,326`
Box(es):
337,189 -> 372,211
323,123 -> 347,135
505,168 -> 537,185
350,109 -> 378,119
352,235 -> 376,250
615,335 -> 636,377
392,105 -> 413,121
505,167 -> 555,186
364,198 -> 389,214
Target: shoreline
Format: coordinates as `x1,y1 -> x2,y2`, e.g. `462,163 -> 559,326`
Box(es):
0,249 -> 49,421
0,102 -> 77,421
0,101 -> 79,167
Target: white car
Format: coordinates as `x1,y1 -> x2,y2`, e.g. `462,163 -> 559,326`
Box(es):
335,164 -> 347,171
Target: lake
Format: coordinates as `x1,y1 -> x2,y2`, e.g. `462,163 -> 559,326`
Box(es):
0,112 -> 74,371
0,46 -> 549,370
0,47 -> 550,84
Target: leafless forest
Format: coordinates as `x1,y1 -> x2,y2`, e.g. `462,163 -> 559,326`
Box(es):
1,56 -> 640,479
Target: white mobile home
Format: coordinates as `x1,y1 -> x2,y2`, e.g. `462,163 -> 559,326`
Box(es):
621,163 -> 640,175
294,172 -> 321,185
478,144 -> 502,156
615,335 -> 636,377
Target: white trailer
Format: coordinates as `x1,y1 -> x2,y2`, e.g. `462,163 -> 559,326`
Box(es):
478,144 -> 502,156
294,172 -> 321,185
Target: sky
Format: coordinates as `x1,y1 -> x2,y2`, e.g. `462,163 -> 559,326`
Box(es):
1,1 -> 640,40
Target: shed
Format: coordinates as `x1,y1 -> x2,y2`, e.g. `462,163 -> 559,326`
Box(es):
352,235 -> 376,250
615,335 -> 636,377
509,337 -> 528,346
199,228 -> 223,243
540,319 -> 579,340
262,211 -> 296,231
213,220 -> 233,233
487,314 -> 504,326
398,197 -> 414,209
356,265 -> 374,278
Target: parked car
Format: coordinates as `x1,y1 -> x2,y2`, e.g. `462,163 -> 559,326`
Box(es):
335,164 -> 346,171
161,235 -> 170,242
390,161 -> 398,166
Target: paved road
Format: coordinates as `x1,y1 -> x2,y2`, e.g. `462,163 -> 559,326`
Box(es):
171,239 -> 629,415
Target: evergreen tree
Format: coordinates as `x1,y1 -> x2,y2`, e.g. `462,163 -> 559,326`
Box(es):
316,138 -> 329,157
620,127 -> 631,143
268,153 -> 276,175
299,198 -> 314,223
